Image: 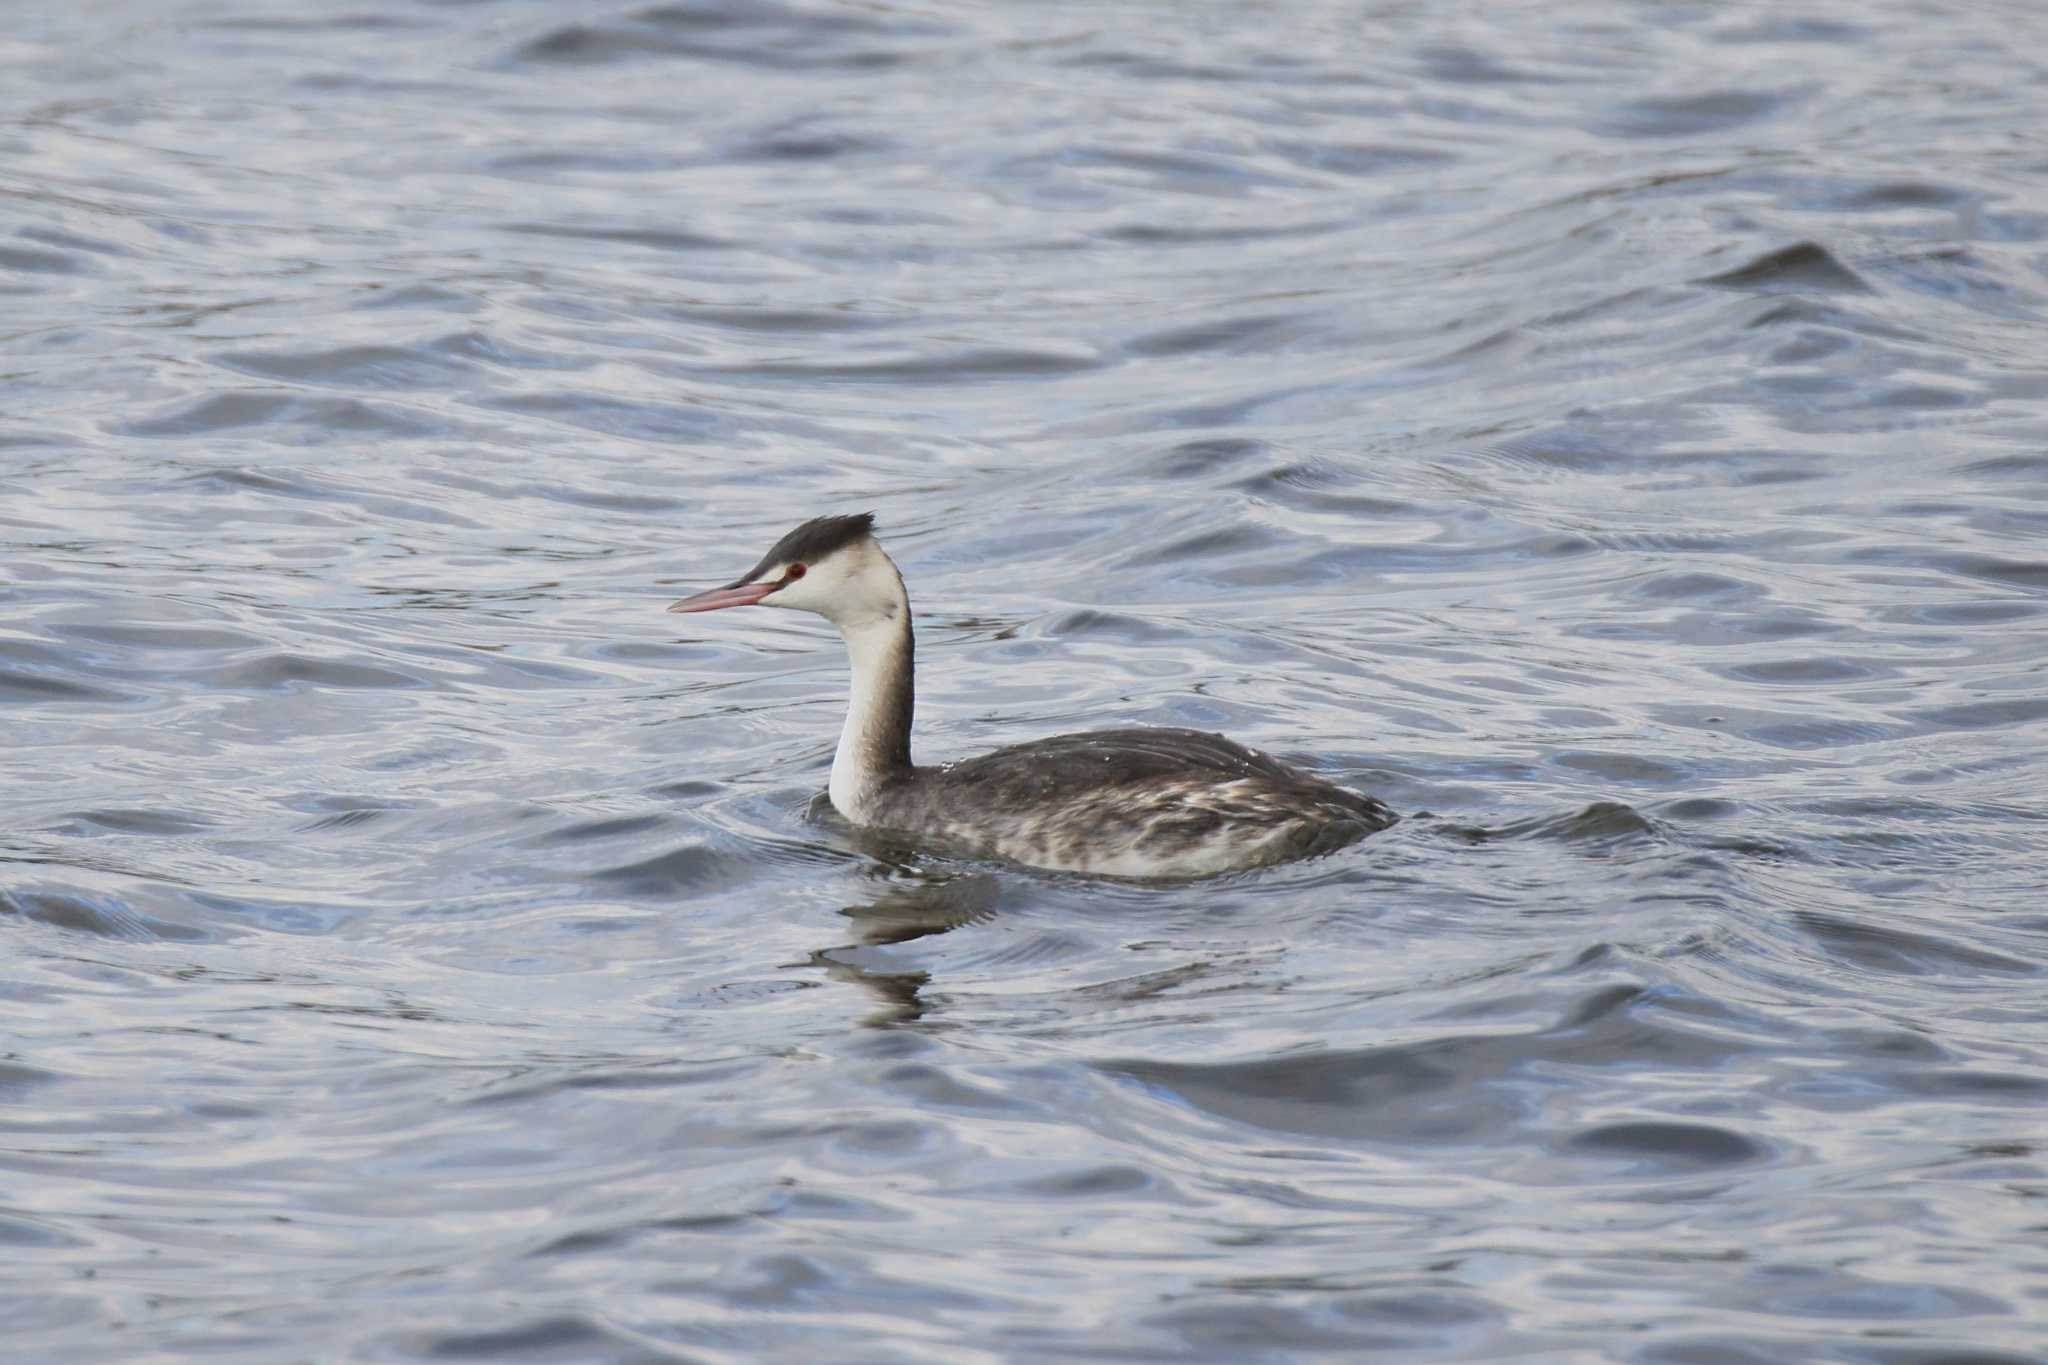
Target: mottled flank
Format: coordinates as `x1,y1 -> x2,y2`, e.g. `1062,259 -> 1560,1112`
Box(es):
864,728 -> 1397,878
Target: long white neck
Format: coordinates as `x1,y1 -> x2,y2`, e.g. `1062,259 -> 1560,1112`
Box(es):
827,597 -> 914,822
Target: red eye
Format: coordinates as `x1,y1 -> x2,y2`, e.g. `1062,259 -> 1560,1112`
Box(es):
787,563 -> 806,579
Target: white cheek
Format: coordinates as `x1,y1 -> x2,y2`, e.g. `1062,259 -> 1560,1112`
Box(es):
764,572 -> 834,614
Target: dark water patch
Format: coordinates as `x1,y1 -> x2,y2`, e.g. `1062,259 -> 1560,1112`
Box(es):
468,1060 -> 772,1112
1414,42 -> 1560,86
0,666 -> 136,705
1585,525 -> 1830,555
119,391 -> 435,439
428,329 -> 589,371
1872,381 -> 1976,410
510,0 -> 939,72
1885,243 -> 2045,313
531,1210 -> 759,1258
1479,430 -> 1649,474
487,148 -> 689,176
1139,1301 -> 1426,1356
592,843 -> 755,899
199,9 -> 422,31
1792,911 -> 2040,978
1113,521 -> 1290,570
531,813 -> 672,846
182,890 -> 360,936
180,465 -> 322,498
0,1213 -> 87,1250
1603,87 -> 1805,138
0,1062 -> 62,1096
640,0 -> 945,43
208,652 -> 432,692
1958,452 -> 2048,480
1737,715 -> 1908,750
1332,1288 -> 1499,1334
1713,17 -> 1869,44
1108,1045 -> 1518,1145
1140,436 -> 1267,480
0,887 -> 208,942
1918,554 -> 2048,591
1621,570 -> 1770,605
353,282 -> 483,314
496,220 -> 733,253
650,779 -> 724,802
53,620 -> 264,651
1550,750 -> 1689,786
297,807 -> 396,833
216,343 -> 479,391
1054,44 -> 1317,85
1599,612 -> 1846,650
1802,796 -> 2047,825
1562,1120 -> 1768,1170
1238,460 -> 1423,516
1100,215 -> 1357,248
411,1314 -> 643,1362
72,808 -> 215,835
992,1162 -> 1168,1200
1723,1264 -> 2013,1322
653,302 -> 905,335
1844,180 -> 1975,210
1909,698 -> 2048,732
1033,609 -> 1188,645
724,129 -> 888,163
1744,297 -> 1922,347
1266,139 -> 1457,177
285,792 -> 428,817
18,225 -> 126,257
1891,1069 -> 2048,1103
1699,242 -> 1870,294
0,242 -> 88,274
519,481 -> 688,514
657,1247 -> 999,1319
1698,833 -> 1806,864
1894,599 -> 2044,626
733,344 -> 1103,382
1658,797 -> 1741,822
1104,984 -> 1759,1147
1124,311 -> 1308,359
1476,802 -> 1663,851
509,23 -> 640,66
1717,656 -> 1885,685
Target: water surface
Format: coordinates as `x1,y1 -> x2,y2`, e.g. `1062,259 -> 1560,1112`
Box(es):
5,1 -> 2048,1360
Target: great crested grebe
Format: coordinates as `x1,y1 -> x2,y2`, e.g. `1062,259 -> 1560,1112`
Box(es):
670,513 -> 1396,877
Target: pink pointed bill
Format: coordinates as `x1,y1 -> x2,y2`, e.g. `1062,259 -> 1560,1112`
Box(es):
668,580 -> 778,613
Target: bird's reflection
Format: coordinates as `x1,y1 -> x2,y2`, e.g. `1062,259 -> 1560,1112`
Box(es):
808,857 -> 999,1026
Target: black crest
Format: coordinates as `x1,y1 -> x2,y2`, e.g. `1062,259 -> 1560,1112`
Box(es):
740,511 -> 877,583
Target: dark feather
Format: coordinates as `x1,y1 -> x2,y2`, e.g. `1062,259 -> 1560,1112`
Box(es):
903,727 -> 1395,829
738,512 -> 877,584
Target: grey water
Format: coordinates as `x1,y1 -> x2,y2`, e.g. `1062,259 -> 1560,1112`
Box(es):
5,1 -> 2048,1360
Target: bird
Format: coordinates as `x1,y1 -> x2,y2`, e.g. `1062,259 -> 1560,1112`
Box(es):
669,513 -> 1396,877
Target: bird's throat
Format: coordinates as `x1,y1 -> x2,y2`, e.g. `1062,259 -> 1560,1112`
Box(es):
829,611 -> 914,820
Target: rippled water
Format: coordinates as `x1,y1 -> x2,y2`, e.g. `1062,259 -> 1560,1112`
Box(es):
7,1 -> 2048,1360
